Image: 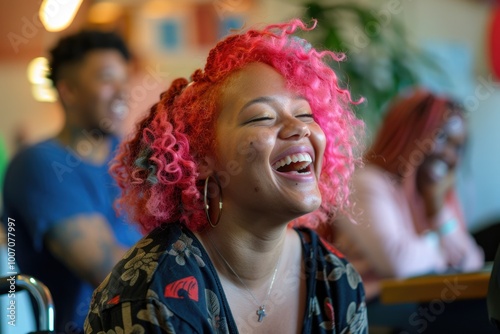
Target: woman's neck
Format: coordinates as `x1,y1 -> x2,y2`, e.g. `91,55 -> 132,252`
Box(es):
197,220 -> 289,288
197,224 -> 305,331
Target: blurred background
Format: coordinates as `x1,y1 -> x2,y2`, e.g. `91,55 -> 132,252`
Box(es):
1,0 -> 500,226
1,0 -> 500,332
0,0 -> 499,253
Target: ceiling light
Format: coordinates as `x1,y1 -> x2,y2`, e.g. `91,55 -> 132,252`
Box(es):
39,0 -> 83,32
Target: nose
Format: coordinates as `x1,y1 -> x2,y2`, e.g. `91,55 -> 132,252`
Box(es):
115,80 -> 128,99
279,116 -> 311,140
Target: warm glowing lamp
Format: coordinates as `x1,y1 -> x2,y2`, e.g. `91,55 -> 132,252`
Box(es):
27,57 -> 57,102
39,0 -> 83,32
27,57 -> 50,84
32,85 -> 57,102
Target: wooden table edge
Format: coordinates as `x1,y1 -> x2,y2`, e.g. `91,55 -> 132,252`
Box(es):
380,271 -> 491,304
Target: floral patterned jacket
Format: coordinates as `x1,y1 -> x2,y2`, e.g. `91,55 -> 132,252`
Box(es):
84,223 -> 367,333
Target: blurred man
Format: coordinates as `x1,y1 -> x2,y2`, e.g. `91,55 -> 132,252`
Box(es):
2,30 -> 141,333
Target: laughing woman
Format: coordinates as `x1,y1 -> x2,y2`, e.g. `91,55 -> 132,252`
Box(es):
85,20 -> 367,334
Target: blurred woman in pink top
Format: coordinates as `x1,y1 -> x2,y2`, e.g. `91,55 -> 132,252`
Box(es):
334,88 -> 484,301
325,88 -> 492,332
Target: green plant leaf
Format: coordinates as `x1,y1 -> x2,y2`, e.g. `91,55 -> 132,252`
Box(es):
302,1 -> 442,134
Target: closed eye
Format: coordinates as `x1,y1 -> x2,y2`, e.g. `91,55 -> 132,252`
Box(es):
296,114 -> 315,122
243,116 -> 274,125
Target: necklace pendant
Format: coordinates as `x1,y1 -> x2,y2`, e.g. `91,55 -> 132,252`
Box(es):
256,305 -> 266,322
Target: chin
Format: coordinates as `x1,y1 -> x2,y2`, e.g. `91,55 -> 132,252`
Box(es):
295,195 -> 322,214
98,122 -> 120,137
94,128 -> 115,138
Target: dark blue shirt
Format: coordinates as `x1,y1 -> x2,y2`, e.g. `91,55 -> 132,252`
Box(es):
85,223 -> 368,333
2,137 -> 141,333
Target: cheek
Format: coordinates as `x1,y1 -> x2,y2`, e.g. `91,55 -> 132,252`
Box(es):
99,85 -> 115,101
216,132 -> 274,187
232,132 -> 274,165
310,125 -> 326,176
312,125 -> 326,155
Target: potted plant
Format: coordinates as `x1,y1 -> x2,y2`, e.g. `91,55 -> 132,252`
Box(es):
303,2 -> 440,135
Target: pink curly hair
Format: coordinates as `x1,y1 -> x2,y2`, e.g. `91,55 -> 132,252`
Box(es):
111,19 -> 364,233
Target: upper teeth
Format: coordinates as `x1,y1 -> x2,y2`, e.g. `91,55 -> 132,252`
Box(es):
273,153 -> 312,170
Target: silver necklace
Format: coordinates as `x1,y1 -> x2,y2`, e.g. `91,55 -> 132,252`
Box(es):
207,235 -> 281,322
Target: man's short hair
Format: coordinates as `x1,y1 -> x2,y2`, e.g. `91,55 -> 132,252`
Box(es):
47,30 -> 131,86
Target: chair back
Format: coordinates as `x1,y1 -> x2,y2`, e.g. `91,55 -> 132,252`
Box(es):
0,274 -> 55,334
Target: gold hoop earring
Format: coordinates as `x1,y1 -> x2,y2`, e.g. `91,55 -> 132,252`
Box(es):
204,175 -> 223,228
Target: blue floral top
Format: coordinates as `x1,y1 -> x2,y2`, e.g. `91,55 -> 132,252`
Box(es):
84,223 -> 367,333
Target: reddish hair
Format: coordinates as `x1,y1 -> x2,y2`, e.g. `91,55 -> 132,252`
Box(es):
112,19 -> 364,233
366,88 -> 464,176
366,88 -> 466,232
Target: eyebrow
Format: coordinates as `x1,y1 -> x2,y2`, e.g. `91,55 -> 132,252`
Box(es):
239,95 -> 308,114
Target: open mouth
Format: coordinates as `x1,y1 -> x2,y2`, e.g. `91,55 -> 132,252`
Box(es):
110,99 -> 128,119
429,159 -> 449,179
272,153 -> 313,174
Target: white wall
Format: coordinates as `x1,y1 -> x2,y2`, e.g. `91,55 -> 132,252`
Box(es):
465,90 -> 500,229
